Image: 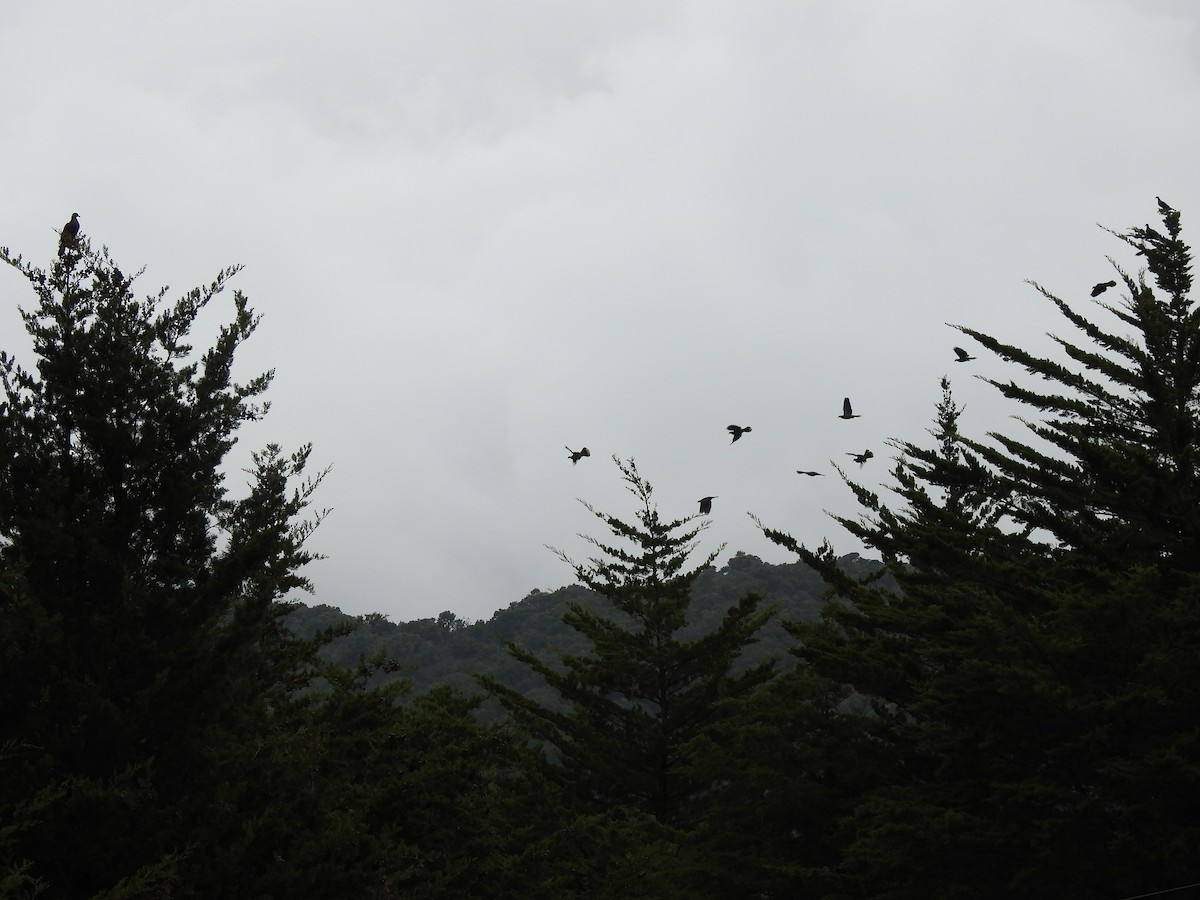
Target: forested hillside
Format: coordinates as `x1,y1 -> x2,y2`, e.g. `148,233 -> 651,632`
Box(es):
285,550 -> 882,702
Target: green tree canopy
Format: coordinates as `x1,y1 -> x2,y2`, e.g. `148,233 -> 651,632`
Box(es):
760,200 -> 1200,898
481,457 -> 775,830
0,230 -> 329,895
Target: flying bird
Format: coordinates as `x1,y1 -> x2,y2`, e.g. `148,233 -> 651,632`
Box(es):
697,496 -> 717,515
1090,280 -> 1117,297
839,398 -> 861,420
848,449 -> 874,466
566,446 -> 590,465
727,425 -> 752,443
796,470 -> 824,477
953,346 -> 976,363
58,213 -> 80,257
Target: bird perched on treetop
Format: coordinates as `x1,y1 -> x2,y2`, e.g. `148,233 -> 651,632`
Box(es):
839,398 -> 861,420
697,496 -> 717,515
58,213 -> 80,257
727,425 -> 752,443
1091,280 -> 1117,297
848,449 -> 874,466
796,470 -> 824,477
1157,196 -> 1174,215
953,346 -> 976,362
566,446 -> 590,465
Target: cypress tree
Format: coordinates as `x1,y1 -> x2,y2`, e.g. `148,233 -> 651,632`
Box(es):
0,230 -> 328,895
760,201 -> 1200,898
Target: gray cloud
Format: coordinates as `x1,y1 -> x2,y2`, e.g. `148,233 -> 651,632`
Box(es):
3,1 -> 1198,621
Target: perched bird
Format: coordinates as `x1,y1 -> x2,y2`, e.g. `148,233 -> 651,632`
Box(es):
727,424 -> 752,443
953,346 -> 976,363
796,470 -> 824,477
1157,196 -> 1174,214
566,446 -> 590,465
848,449 -> 874,466
1091,280 -> 1117,297
697,496 -> 717,515
58,213 -> 80,257
839,398 -> 861,420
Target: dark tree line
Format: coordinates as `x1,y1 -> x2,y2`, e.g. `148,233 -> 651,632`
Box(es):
3,200 -> 1197,898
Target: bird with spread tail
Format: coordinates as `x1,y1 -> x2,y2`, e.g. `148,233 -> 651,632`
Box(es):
953,346 -> 976,362
848,449 -> 874,466
58,213 -> 80,257
839,398 -> 861,420
697,496 -> 717,515
1091,280 -> 1117,297
566,446 -> 590,465
727,425 -> 752,443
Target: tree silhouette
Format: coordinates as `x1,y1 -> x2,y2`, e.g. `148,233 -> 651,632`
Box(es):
0,231 -> 329,895
759,201 -> 1200,897
481,457 -> 774,828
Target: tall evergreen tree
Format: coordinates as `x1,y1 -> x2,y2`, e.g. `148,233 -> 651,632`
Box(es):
760,201 -> 1200,898
480,457 -> 775,833
0,230 -> 328,894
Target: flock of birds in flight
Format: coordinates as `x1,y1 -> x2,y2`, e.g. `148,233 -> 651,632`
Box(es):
51,208 -> 1147,520
565,392 -> 960,516
560,276 -> 1129,518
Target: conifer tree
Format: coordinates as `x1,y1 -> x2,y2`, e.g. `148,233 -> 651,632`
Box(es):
480,457 -> 775,831
759,202 -> 1200,898
0,231 -> 328,894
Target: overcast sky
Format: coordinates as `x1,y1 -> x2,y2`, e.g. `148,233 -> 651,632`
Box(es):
3,1 -> 1198,622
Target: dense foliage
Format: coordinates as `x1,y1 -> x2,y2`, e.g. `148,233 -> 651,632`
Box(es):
0,233 -> 555,898
758,200 -> 1200,898
480,459 -> 775,826
0,234 -> 335,895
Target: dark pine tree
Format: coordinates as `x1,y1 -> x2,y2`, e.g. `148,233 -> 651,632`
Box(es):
480,457 -> 775,839
759,202 -> 1200,899
0,231 -> 329,896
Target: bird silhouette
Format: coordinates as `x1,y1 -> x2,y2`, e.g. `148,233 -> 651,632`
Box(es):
58,213 -> 80,257
839,398 -> 861,420
727,425 -> 752,443
566,446 -> 590,465
1091,280 -> 1117,297
697,496 -> 717,515
953,346 -> 976,362
848,449 -> 874,466
796,470 -> 824,477
1157,196 -> 1174,215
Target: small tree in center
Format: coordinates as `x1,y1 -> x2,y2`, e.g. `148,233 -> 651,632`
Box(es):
481,457 -> 774,829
